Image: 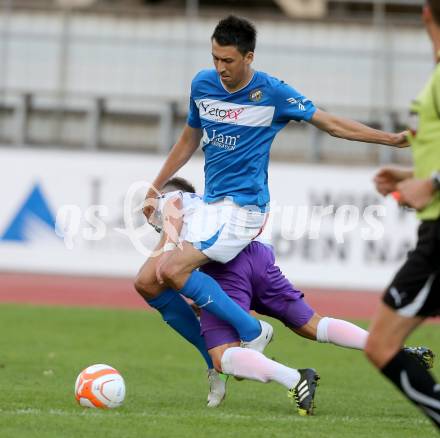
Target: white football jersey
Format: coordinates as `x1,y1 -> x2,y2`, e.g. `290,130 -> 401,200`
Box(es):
149,190 -> 203,233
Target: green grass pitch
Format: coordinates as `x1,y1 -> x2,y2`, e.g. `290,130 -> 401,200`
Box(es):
0,304 -> 438,438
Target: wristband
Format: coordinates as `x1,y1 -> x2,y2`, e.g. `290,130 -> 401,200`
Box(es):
391,191 -> 401,202
163,242 -> 177,252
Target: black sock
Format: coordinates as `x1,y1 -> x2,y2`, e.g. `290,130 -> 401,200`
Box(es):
382,350 -> 440,429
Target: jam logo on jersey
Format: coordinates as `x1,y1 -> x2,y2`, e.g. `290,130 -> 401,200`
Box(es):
202,128 -> 240,151
249,89 -> 263,102
196,99 -> 275,127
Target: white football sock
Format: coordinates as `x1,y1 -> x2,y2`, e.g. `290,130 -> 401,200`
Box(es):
316,317 -> 368,350
221,347 -> 300,389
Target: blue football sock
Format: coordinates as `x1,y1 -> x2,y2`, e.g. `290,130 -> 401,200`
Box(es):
147,289 -> 214,370
180,271 -> 261,342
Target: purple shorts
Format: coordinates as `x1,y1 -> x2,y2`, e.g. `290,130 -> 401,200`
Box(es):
199,241 -> 314,350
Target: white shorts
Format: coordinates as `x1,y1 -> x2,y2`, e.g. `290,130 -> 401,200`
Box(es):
181,198 -> 267,263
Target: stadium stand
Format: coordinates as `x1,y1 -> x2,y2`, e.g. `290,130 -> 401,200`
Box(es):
0,0 -> 424,163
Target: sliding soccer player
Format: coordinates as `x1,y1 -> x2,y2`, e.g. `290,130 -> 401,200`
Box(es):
146,177 -> 433,415
135,15 -> 408,386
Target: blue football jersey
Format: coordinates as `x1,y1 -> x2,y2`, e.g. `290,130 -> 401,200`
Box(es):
187,69 -> 316,210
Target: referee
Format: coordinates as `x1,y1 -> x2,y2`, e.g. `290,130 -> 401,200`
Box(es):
365,0 -> 440,430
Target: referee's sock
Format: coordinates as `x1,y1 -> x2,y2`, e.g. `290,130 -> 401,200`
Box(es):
381,349 -> 440,429
146,289 -> 214,370
180,271 -> 261,342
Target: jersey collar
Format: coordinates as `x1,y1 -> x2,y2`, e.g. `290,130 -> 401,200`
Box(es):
218,70 -> 257,95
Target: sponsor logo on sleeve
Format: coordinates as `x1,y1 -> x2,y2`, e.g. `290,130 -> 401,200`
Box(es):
287,97 -> 306,111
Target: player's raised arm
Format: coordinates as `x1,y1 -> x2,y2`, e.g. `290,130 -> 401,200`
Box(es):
156,194 -> 185,284
309,108 -> 409,148
143,125 -> 202,219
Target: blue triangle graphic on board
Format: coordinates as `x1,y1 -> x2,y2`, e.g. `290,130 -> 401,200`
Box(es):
1,183 -> 57,242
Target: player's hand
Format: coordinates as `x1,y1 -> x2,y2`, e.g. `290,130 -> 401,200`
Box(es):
391,130 -> 410,148
396,178 -> 435,211
143,187 -> 159,220
374,167 -> 412,196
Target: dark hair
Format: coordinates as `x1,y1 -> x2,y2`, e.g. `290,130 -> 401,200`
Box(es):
211,15 -> 257,56
428,0 -> 440,25
163,177 -> 196,194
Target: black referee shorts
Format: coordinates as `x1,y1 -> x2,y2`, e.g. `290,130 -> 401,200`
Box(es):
383,219 -> 440,318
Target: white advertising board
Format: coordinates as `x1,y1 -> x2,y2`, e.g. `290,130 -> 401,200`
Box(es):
0,148 -> 418,290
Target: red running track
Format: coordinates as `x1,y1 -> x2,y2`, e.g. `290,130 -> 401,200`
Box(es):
0,272 -> 438,323
0,272 -> 383,320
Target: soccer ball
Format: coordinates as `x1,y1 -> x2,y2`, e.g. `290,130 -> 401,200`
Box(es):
74,364 -> 126,409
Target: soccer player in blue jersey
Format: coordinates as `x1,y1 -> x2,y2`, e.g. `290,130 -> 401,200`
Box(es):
134,15 -> 409,408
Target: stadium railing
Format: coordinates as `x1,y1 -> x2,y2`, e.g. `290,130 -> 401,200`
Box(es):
0,0 -> 424,165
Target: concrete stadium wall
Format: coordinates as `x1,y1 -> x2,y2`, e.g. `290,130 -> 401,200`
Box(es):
0,10 -> 432,111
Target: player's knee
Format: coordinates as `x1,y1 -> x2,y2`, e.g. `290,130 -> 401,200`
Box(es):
134,275 -> 158,300
133,276 -> 148,296
159,262 -> 182,288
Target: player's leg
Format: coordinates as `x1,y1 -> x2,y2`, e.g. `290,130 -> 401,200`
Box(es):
208,342 -> 240,373
206,331 -> 307,411
147,292 -> 215,370
158,241 -> 269,345
200,260 -> 299,406
205,334 -> 319,416
206,341 -> 237,408
293,312 -> 368,349
204,327 -> 319,416
134,242 -> 214,370
247,243 -> 368,349
292,310 -> 434,367
199,262 -> 255,408
365,220 -> 440,429
134,241 -> 167,300
200,258 -> 319,416
249,243 -> 434,367
160,200 -> 273,345
200,265 -> 252,373
257,287 -> 434,366
365,303 -> 423,367
365,303 -> 440,428
207,368 -> 228,408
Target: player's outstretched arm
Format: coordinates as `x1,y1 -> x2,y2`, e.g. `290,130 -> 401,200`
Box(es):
143,125 -> 202,219
310,109 -> 409,147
